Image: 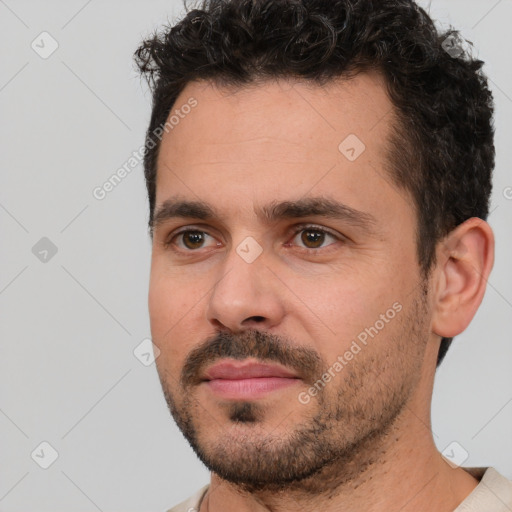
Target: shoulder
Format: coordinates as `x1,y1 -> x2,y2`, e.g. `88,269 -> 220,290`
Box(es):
455,467 -> 512,511
164,483 -> 210,512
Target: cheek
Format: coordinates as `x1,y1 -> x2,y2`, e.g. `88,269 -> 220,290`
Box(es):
148,258 -> 192,326
149,282 -> 185,385
148,268 -> 187,363
148,272 -> 171,334
148,265 -> 209,364
290,270 -> 395,331
288,267 -> 410,363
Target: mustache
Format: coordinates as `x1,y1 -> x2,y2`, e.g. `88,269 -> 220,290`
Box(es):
180,329 -> 324,388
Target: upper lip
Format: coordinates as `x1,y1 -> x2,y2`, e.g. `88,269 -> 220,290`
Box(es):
202,360 -> 300,381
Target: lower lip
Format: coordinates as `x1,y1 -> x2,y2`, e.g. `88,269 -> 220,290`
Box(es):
204,377 -> 300,399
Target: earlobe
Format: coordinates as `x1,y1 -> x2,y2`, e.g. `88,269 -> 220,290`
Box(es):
431,217 -> 495,338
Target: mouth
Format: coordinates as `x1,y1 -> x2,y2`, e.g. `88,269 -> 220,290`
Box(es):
202,359 -> 300,380
200,359 -> 301,399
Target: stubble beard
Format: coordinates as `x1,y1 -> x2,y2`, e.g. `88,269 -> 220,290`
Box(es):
157,284 -> 429,497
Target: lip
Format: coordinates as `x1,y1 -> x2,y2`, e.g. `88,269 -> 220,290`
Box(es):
202,360 -> 299,381
201,360 -> 301,400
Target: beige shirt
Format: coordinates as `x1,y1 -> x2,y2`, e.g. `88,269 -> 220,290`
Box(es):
166,467 -> 512,512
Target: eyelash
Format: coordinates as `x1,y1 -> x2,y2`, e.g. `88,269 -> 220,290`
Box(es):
164,224 -> 344,254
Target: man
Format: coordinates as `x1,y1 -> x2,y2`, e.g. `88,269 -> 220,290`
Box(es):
134,0 -> 512,511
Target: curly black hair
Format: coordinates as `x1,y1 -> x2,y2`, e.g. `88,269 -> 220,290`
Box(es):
134,0 -> 495,368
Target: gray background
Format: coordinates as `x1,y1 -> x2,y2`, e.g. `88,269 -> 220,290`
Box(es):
1,0 -> 511,511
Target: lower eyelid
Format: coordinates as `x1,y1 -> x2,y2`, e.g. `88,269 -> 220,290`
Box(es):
289,227 -> 339,248
171,230 -> 216,249
166,226 -> 342,251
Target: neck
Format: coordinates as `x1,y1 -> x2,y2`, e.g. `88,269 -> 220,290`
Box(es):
201,385 -> 479,512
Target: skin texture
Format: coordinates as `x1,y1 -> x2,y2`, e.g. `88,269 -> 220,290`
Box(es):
148,72 -> 494,512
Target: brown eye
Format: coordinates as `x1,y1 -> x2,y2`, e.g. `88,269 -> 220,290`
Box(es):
166,229 -> 219,251
182,231 -> 206,249
300,229 -> 326,248
290,226 -> 338,250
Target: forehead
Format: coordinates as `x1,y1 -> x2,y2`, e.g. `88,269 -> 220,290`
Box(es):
159,71 -> 394,159
154,71 -> 409,227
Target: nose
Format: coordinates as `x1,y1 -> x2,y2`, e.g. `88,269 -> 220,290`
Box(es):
206,241 -> 286,332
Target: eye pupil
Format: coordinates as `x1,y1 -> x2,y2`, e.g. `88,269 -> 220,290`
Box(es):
301,229 -> 324,248
184,231 -> 204,249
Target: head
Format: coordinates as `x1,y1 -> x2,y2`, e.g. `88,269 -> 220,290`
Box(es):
135,0 -> 495,493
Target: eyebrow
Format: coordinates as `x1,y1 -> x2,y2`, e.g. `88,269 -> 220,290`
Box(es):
150,196 -> 379,237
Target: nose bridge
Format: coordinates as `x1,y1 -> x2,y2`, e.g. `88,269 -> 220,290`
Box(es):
206,237 -> 285,330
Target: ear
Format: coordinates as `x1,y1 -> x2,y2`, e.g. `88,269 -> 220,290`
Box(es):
431,217 -> 495,338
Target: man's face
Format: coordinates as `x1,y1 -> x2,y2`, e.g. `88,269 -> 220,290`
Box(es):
148,73 -> 434,492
